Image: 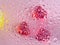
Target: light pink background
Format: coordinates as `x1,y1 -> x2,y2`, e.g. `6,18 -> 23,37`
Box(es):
0,0 -> 60,45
